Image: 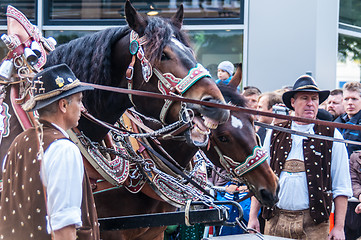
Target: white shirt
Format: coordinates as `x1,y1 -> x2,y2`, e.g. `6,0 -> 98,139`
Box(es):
0,104 -> 4,145
2,124 -> 84,232
263,122 -> 352,210
40,123 -> 84,233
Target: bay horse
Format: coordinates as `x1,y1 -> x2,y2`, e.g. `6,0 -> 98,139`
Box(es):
0,1 -> 229,163
94,83 -> 279,240
0,2 -> 278,239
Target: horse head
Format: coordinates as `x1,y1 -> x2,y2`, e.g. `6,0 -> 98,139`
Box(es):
119,1 -> 230,147
205,84 -> 279,207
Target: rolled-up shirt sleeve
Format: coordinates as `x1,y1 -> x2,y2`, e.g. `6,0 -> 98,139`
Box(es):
331,129 -> 353,198
41,139 -> 84,233
0,104 -> 4,145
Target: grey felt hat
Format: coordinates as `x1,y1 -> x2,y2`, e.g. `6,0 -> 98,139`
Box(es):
22,63 -> 93,111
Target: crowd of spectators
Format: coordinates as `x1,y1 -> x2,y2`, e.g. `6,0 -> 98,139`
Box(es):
208,60 -> 361,240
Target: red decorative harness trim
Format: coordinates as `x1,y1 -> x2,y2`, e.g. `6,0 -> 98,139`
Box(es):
155,64 -> 211,124
234,146 -> 268,176
218,146 -> 268,177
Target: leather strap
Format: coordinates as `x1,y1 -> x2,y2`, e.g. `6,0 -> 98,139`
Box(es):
80,82 -> 361,132
255,121 -> 361,146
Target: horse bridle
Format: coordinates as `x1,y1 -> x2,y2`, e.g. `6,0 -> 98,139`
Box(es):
213,144 -> 268,178
125,30 -> 212,124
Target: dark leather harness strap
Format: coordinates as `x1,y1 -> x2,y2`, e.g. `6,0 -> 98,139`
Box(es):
81,82 -> 361,132
255,121 -> 361,146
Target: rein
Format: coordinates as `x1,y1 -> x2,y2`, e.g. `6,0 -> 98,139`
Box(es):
255,121 -> 361,146
136,140 -> 214,199
82,107 -> 265,203
81,82 -> 361,132
80,109 -> 214,198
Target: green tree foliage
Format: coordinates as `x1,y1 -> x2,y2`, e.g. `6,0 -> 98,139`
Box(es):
339,0 -> 361,62
338,35 -> 361,63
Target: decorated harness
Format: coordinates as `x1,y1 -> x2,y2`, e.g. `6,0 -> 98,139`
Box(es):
0,6 -> 266,208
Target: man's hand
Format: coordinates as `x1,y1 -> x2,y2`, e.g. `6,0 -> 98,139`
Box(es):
225,184 -> 238,194
355,203 -> 361,214
328,196 -> 348,240
247,215 -> 260,232
328,225 -> 345,240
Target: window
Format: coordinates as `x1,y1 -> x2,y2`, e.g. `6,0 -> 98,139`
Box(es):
337,34 -> 361,86
45,0 -> 244,25
340,0 -> 361,28
187,29 -> 243,78
0,1 -> 36,22
43,29 -> 243,81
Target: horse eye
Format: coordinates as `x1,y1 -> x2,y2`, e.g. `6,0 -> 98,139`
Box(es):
217,135 -> 229,143
161,52 -> 169,61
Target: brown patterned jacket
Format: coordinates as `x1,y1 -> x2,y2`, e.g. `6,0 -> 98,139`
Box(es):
0,121 -> 99,239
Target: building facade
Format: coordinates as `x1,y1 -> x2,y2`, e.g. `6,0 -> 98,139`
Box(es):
0,0 -> 360,92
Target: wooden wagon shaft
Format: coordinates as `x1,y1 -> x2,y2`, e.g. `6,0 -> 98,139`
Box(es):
98,201 -> 243,231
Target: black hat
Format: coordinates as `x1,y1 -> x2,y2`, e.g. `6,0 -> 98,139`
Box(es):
22,63 -> 93,111
282,75 -> 330,110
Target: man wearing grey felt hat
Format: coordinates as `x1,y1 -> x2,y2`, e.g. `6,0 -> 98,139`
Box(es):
0,63 -> 99,240
248,74 -> 352,240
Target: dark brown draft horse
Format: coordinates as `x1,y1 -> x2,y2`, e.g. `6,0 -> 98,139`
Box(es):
94,83 -> 279,240
0,2 -> 229,164
0,3 -> 278,240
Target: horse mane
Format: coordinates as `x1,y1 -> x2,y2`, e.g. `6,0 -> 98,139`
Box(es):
217,83 -> 247,107
45,26 -> 130,87
43,16 -> 190,115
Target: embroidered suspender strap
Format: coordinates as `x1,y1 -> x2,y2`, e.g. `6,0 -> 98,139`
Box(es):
42,184 -> 54,240
35,120 -> 55,239
283,159 -> 305,173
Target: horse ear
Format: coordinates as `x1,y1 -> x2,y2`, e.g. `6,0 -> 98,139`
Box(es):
171,4 -> 184,30
228,63 -> 242,88
125,0 -> 147,35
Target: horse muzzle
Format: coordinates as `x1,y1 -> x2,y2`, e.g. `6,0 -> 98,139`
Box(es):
187,97 -> 230,125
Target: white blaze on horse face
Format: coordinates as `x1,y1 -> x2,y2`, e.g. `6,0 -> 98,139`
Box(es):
231,115 -> 243,129
171,38 -> 186,52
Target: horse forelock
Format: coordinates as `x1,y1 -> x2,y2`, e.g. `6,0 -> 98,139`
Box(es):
143,17 -> 174,64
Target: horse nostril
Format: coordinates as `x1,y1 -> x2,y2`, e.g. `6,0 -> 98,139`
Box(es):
200,98 -> 230,123
260,188 -> 278,207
